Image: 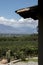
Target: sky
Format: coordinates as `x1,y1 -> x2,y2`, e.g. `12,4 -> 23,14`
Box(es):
0,0 -> 38,34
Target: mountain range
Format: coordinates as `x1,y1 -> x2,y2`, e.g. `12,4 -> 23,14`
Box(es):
0,24 -> 37,34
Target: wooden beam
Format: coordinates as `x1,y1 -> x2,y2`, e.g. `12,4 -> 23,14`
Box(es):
15,6 -> 38,20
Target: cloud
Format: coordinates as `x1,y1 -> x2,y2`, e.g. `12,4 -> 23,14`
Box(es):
18,18 -> 38,28
0,16 -> 38,34
0,17 -> 17,26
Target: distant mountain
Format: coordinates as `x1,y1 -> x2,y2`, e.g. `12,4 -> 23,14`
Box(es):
0,24 -> 37,34
0,24 -> 18,34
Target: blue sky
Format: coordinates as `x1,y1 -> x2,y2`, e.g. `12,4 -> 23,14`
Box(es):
0,0 -> 38,19
0,0 -> 38,34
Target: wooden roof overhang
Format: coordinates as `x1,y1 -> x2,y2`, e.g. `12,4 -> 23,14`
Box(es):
15,5 -> 38,20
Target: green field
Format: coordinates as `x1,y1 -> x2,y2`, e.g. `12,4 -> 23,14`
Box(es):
0,34 -> 38,61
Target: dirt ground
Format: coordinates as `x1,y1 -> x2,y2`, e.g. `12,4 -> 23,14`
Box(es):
0,57 -> 38,65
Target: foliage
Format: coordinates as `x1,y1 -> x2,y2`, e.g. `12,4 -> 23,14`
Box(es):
0,34 -> 38,60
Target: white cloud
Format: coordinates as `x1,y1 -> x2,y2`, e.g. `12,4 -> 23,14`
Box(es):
0,16 -> 17,26
0,16 -> 38,29
18,18 -> 38,29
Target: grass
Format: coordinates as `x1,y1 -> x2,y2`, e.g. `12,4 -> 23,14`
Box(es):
28,58 -> 38,62
22,57 -> 38,62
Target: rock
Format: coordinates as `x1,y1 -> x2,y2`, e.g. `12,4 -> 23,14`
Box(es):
1,59 -> 8,64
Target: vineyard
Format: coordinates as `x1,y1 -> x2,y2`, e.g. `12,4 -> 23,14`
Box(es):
0,34 -> 38,61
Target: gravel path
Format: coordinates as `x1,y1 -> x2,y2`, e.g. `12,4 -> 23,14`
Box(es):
0,57 -> 38,65
0,61 -> 38,65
